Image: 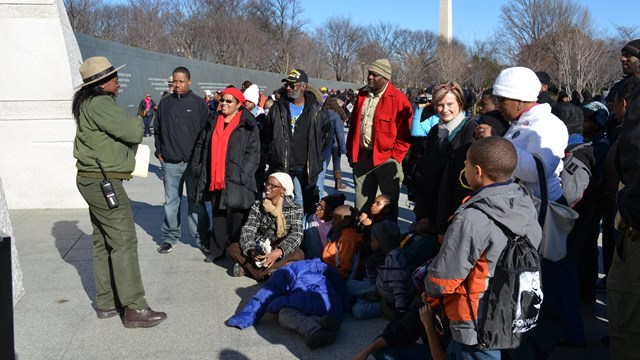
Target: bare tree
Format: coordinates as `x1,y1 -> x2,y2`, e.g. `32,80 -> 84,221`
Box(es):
393,29 -> 438,88
466,38 -> 503,91
361,21 -> 399,61
613,25 -> 640,45
246,0 -> 308,73
164,0 -> 218,61
94,4 -> 130,42
64,0 -> 103,35
314,16 -> 363,81
120,0 -> 168,53
430,38 -> 470,85
499,0 -> 583,67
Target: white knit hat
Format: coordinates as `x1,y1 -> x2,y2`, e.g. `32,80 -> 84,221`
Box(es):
269,172 -> 294,196
493,67 -> 541,102
243,84 -> 260,105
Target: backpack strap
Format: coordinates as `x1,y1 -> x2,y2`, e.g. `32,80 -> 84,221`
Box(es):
533,155 -> 548,229
464,278 -> 484,347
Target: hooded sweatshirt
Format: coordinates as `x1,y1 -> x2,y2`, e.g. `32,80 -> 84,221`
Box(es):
425,182 -> 542,346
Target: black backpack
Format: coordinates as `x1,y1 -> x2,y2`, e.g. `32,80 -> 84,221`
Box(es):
465,208 -> 542,350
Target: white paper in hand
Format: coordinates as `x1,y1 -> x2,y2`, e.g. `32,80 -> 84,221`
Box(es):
132,144 -> 150,177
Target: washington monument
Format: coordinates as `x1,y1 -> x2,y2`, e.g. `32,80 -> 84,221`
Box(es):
439,0 -> 452,42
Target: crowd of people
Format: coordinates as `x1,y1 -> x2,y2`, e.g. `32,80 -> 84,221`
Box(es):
71,37 -> 640,359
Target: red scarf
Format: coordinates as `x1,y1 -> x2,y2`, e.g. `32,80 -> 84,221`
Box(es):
209,111 -> 241,191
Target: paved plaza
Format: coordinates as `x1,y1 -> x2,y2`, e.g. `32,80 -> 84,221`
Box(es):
10,136 -> 609,359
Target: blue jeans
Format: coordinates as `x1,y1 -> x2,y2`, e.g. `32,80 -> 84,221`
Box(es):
331,148 -> 342,172
143,114 -> 153,135
346,279 -> 381,319
446,340 -> 501,360
292,175 -> 304,208
160,161 -> 209,247
316,158 -> 330,198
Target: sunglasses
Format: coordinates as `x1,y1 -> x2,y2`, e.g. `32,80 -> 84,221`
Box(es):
220,98 -> 238,104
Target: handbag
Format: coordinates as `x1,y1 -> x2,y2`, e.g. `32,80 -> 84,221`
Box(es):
532,155 -> 578,261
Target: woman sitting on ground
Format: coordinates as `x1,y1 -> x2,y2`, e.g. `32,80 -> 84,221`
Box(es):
228,172 -> 304,281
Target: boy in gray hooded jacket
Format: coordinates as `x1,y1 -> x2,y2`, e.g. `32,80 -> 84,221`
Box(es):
425,137 -> 542,359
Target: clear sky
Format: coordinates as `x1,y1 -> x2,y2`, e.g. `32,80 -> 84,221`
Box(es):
301,0 -> 638,44
103,0 -> 637,43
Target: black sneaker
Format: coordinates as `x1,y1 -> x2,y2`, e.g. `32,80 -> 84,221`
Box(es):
305,328 -> 337,349
199,245 -> 210,257
157,243 -> 174,254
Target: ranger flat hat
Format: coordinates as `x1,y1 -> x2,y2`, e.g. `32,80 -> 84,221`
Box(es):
78,56 -> 125,88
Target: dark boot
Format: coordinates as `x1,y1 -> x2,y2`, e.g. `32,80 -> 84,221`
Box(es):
123,307 -> 167,328
333,170 -> 346,190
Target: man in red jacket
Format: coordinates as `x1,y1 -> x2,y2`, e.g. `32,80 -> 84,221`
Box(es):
346,59 -> 413,220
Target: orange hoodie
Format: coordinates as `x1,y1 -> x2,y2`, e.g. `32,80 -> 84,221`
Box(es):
322,227 -> 364,279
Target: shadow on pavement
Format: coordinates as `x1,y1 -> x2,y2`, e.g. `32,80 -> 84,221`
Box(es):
52,220 -> 95,304
149,163 -> 162,180
129,199 -> 165,246
219,348 -> 251,360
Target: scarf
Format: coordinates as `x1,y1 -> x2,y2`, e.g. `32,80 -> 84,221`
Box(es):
263,197 -> 286,239
144,97 -> 151,111
209,111 -> 241,191
437,112 -> 466,141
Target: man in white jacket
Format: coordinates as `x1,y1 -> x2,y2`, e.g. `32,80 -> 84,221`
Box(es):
476,66 -> 577,355
475,66 -> 568,202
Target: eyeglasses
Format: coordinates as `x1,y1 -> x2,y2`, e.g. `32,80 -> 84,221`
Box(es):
315,203 -> 325,210
264,182 -> 282,189
220,98 -> 237,104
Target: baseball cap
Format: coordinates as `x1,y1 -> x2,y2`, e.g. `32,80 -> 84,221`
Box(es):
281,69 -> 308,83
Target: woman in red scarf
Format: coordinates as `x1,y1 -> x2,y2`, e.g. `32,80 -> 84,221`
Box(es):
191,87 -> 261,262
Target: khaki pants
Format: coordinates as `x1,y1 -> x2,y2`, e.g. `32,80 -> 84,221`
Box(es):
352,150 -> 403,220
76,175 -> 148,310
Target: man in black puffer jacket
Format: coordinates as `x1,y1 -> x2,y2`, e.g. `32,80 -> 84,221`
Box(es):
266,68 -> 329,215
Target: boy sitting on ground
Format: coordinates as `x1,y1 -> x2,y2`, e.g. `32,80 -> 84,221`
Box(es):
322,205 -> 364,280
347,220 -> 416,321
400,217 -> 439,272
424,136 -> 542,358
